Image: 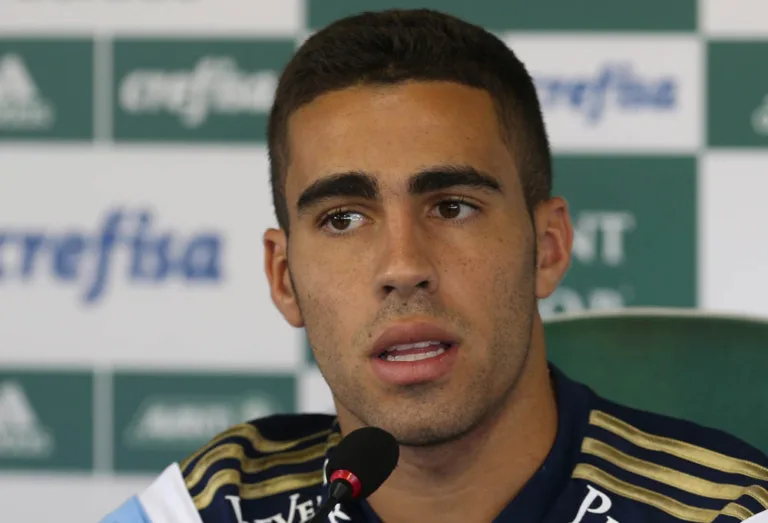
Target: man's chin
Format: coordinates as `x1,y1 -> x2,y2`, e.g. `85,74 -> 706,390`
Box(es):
371,415 -> 481,448
337,385 -> 483,445
395,432 -> 466,448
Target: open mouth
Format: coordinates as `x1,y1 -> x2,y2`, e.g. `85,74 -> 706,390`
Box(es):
377,340 -> 454,362
370,323 -> 460,384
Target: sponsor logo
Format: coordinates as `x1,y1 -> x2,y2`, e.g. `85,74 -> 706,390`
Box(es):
118,56 -> 277,128
572,211 -> 636,267
0,381 -> 54,458
544,156 -> 696,314
113,373 -> 295,473
571,485 -> 619,523
125,393 -> 280,449
0,208 -> 223,305
534,63 -> 677,124
227,493 -> 351,523
0,53 -> 55,130
540,286 -> 632,317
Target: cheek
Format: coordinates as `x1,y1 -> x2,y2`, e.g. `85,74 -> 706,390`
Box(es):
445,231 -> 528,287
442,232 -> 534,317
289,250 -> 372,355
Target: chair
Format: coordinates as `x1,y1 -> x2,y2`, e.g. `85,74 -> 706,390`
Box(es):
544,307 -> 768,454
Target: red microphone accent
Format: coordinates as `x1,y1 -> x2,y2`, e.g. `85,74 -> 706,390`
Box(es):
330,469 -> 363,499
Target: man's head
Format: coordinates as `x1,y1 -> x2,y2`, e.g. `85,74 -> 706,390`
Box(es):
268,9 -> 552,232
264,9 -> 573,446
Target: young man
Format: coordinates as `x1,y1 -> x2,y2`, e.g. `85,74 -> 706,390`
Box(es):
103,9 -> 768,523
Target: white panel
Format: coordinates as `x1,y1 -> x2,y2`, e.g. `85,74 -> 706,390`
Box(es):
700,152 -> 768,317
502,34 -> 701,153
0,473 -> 152,523
744,509 -> 768,523
0,0 -> 301,35
703,0 -> 768,38
298,368 -> 335,415
0,146 -> 301,370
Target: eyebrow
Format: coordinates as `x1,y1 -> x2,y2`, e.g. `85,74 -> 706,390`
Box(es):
296,171 -> 379,215
409,165 -> 502,195
295,164 -> 503,215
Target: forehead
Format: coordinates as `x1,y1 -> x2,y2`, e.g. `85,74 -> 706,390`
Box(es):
283,81 -> 516,196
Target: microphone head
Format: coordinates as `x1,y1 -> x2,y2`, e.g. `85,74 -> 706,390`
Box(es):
326,426 -> 399,499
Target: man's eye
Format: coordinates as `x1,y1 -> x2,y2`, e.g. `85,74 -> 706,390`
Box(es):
431,200 -> 478,221
321,211 -> 366,233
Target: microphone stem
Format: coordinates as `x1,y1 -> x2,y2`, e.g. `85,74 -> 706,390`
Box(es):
310,481 -> 352,523
311,501 -> 337,523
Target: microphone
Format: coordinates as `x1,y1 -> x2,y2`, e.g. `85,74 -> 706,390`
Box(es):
310,426 -> 399,523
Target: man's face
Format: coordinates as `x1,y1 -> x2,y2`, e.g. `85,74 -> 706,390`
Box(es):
268,81 -> 556,446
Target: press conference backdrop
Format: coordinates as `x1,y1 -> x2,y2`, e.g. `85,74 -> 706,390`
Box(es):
0,0 -> 767,521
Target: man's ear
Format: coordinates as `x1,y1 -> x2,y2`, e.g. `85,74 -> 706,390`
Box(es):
533,197 -> 573,299
264,228 -> 304,327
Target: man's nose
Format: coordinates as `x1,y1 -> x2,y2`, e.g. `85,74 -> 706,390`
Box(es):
373,219 -> 438,302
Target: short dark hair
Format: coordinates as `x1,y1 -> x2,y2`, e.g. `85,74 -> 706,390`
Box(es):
267,8 -> 552,232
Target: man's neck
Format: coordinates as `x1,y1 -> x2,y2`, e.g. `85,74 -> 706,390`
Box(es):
343,323 -> 558,523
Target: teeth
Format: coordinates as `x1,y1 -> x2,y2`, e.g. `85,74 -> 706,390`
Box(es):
384,347 -> 446,362
386,341 -> 443,352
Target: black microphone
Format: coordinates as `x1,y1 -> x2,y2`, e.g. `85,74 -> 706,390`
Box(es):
310,426 -> 399,523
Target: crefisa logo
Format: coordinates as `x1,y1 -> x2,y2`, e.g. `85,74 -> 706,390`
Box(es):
533,62 -> 678,124
0,208 -> 224,305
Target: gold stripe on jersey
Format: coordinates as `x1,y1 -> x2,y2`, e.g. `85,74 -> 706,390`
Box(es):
179,423 -> 334,472
193,469 -> 324,510
582,438 -> 749,501
573,463 -> 722,522
745,485 -> 768,510
185,432 -> 342,491
721,502 -> 754,521
590,411 -> 768,482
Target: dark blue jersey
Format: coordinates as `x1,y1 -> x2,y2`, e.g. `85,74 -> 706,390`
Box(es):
103,365 -> 768,523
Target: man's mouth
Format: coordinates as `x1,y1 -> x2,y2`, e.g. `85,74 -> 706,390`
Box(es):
377,340 -> 453,362
370,322 -> 460,384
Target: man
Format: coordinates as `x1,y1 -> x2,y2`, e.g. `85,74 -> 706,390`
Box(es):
103,8 -> 768,523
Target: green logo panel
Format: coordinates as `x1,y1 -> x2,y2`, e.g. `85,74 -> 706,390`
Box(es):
112,39 -> 296,142
308,0 -> 696,32
0,370 -> 93,471
540,156 -> 697,317
113,371 -> 297,473
0,39 -> 93,140
708,42 -> 768,147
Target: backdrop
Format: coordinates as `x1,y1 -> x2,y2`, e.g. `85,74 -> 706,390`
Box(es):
0,1 -> 767,521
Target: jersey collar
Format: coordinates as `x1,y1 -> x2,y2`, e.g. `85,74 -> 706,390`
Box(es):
321,364 -> 591,522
